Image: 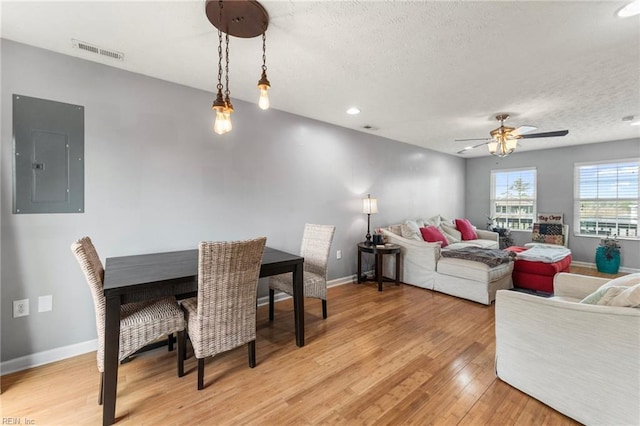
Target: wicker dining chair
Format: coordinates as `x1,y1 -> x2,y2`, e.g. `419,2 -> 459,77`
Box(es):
70,237 -> 186,404
269,224 -> 335,320
178,237 -> 266,390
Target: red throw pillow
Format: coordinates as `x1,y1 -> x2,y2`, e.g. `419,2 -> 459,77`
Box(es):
420,226 -> 448,247
455,218 -> 478,241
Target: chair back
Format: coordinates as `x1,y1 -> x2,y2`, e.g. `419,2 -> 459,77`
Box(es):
196,237 -> 266,354
300,224 -> 335,279
71,236 -> 106,370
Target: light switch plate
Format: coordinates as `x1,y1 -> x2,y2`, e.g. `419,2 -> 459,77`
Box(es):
39,295 -> 53,312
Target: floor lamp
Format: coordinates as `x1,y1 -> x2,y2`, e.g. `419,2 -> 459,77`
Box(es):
362,194 -> 378,245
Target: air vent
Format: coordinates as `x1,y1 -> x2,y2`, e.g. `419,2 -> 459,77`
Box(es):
72,39 -> 124,61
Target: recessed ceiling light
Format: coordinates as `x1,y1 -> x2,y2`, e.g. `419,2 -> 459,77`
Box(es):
617,0 -> 640,17
346,107 -> 361,115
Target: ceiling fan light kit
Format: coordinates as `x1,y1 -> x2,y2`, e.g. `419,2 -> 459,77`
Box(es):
455,113 -> 569,157
205,0 -> 270,135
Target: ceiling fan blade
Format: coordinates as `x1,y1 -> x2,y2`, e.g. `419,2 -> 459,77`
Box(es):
457,141 -> 490,154
454,137 -> 491,142
512,125 -> 537,136
520,130 -> 569,139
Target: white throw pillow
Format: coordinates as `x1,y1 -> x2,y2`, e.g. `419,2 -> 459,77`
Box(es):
440,224 -> 462,242
597,284 -> 640,307
401,221 -> 422,241
580,273 -> 640,305
428,215 -> 441,227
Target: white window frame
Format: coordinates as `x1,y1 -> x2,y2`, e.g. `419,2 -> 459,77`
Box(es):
490,167 -> 537,231
574,159 -> 639,240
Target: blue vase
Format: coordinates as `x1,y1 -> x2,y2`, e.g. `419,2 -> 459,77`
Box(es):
595,246 -> 620,274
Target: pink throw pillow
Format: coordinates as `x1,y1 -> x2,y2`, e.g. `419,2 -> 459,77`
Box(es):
455,218 -> 478,241
420,226 -> 448,247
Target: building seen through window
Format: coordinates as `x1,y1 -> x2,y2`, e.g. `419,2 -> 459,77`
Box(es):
575,160 -> 639,238
491,168 -> 536,231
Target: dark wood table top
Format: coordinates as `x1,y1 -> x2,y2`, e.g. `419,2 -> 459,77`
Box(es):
104,246 -> 304,294
357,242 -> 401,254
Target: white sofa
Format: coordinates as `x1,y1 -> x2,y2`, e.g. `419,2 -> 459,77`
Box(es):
496,273 -> 640,425
379,218 -> 513,305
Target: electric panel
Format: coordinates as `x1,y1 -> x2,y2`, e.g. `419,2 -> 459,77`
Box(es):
13,94 -> 84,214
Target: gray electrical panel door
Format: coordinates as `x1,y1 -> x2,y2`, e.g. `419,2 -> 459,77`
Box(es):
13,94 -> 84,214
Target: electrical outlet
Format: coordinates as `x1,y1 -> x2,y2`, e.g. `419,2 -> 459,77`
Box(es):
13,299 -> 29,318
39,295 -> 53,312
336,249 -> 342,260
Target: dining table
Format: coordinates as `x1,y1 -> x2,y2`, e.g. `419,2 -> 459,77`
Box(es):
101,246 -> 304,426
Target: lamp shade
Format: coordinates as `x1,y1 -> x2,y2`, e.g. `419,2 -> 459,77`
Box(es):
362,195 -> 378,214
487,141 -> 498,155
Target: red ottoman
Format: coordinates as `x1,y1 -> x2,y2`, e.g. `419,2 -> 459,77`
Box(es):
505,246 -> 572,293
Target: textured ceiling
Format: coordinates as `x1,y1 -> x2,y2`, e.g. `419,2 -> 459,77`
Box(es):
1,0 -> 639,157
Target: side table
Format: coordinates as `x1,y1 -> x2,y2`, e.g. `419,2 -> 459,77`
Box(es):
357,242 -> 401,291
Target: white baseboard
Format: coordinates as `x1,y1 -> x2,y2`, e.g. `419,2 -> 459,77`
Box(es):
0,274 -> 357,376
1,339 -> 98,376
571,261 -> 640,274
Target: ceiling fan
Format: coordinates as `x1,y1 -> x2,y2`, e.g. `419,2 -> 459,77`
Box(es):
456,114 -> 569,157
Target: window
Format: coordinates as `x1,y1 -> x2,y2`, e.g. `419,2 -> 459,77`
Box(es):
574,160 -> 639,239
490,168 -> 536,231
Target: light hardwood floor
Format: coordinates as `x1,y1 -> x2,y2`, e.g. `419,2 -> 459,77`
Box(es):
2,267 -> 618,425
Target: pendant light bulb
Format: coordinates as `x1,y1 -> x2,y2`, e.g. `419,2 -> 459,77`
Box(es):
222,109 -> 232,133
214,109 -> 227,135
258,84 -> 270,110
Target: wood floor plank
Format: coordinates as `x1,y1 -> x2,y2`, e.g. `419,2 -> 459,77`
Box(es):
1,277 -> 593,425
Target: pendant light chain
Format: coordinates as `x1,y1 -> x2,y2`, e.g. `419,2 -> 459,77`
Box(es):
224,32 -> 230,100
261,31 -> 267,73
217,0 -> 224,92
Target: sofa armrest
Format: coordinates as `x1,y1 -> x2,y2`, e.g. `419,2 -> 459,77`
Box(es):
476,229 -> 499,242
553,272 -> 609,299
495,289 -> 640,425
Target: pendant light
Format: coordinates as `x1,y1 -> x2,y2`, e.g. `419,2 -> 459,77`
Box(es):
222,31 -> 233,133
257,30 -> 270,110
205,0 -> 270,135
212,1 -> 227,135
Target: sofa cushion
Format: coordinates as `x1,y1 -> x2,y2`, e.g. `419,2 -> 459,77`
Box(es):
437,257 -> 512,282
447,239 -> 497,250
455,218 -> 478,240
420,226 -> 448,247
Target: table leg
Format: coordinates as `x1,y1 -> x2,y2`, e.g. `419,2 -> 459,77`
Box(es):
292,261 -> 305,347
377,253 -> 383,292
357,248 -> 362,284
103,295 -> 121,426
395,252 -> 400,286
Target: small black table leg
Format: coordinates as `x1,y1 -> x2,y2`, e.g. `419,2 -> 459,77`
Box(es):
357,247 -> 362,283
377,253 -> 383,292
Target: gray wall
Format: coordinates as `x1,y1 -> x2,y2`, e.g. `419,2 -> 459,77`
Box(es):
0,40 -> 465,362
465,138 -> 640,269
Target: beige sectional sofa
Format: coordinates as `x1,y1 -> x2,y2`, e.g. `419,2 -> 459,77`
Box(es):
379,216 -> 513,305
496,273 -> 640,425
